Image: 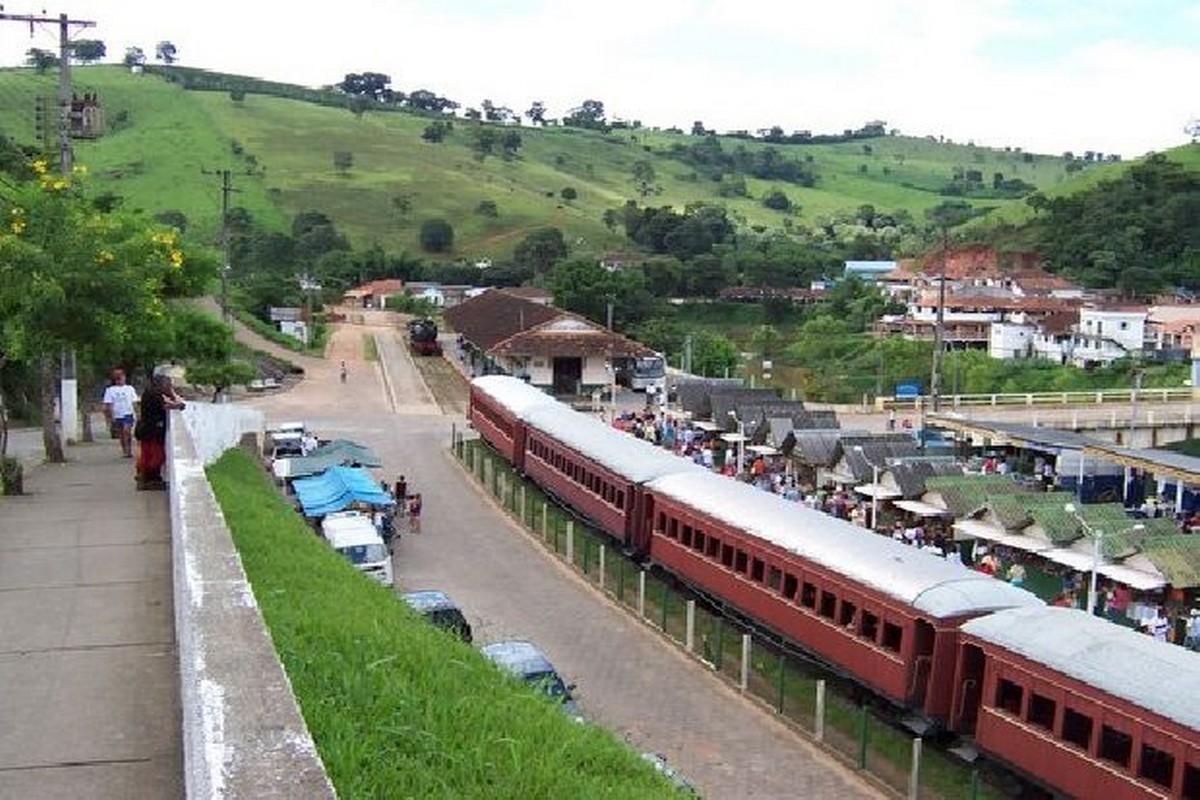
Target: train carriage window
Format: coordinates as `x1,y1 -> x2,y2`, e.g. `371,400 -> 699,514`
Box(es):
693,531 -> 705,553
860,610 -> 879,641
1182,763 -> 1200,800
881,622 -> 903,653
681,525 -> 693,547
1027,693 -> 1056,732
668,517 -> 677,538
706,536 -> 720,559
800,582 -> 817,609
658,513 -> 668,535
819,591 -> 837,619
1099,725 -> 1132,769
767,566 -> 782,592
1062,707 -> 1092,750
1139,743 -> 1175,789
751,558 -> 765,583
734,550 -> 749,574
616,490 -> 625,509
995,679 -> 1023,716
721,544 -> 734,569
839,599 -> 857,628
782,573 -> 797,600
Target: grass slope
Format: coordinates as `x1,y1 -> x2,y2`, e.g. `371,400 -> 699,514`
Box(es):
2,64 -> 1184,260
206,448 -> 676,799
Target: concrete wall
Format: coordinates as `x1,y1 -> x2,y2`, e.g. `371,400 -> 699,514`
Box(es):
180,402 -> 266,467
167,409 -> 335,799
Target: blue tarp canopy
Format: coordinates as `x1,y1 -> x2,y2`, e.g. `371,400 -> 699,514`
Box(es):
292,466 -> 394,517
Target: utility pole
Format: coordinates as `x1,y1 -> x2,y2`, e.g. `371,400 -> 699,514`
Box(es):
1,12 -> 96,456
928,228 -> 949,414
202,168 -> 240,322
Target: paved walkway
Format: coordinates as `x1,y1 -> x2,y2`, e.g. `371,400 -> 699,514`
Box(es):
0,437 -> 182,800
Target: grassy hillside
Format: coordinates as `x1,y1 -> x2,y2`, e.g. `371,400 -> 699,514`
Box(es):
0,64 -> 1172,260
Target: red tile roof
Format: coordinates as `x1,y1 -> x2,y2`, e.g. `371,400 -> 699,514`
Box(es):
442,289 -> 561,350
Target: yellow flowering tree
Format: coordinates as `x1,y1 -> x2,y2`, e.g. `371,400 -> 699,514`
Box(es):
0,158 -> 217,461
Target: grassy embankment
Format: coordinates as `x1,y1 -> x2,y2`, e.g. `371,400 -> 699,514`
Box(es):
206,447 -> 677,799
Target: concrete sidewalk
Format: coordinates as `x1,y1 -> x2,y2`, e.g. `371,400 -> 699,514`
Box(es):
0,437 -> 182,799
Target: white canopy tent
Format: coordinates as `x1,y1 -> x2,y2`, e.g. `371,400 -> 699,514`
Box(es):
894,499 -> 951,517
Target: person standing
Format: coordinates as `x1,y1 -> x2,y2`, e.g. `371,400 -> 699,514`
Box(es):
393,475 -> 408,516
407,493 -> 423,534
102,368 -> 139,458
134,373 -> 185,490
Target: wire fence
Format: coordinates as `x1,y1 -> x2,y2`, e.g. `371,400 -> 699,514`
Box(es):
455,434 -> 1007,800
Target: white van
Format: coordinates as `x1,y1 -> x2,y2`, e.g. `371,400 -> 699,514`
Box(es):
321,512 -> 394,588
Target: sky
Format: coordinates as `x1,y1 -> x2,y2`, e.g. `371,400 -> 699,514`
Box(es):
2,0 -> 1198,158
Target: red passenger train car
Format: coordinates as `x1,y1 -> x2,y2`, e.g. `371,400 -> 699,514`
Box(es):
641,471 -> 1042,723
957,607 -> 1200,800
468,375 -> 557,471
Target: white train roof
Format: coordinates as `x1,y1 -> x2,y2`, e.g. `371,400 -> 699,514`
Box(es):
648,471 -> 1044,619
522,403 -> 706,484
963,606 -> 1200,730
471,375 -> 559,415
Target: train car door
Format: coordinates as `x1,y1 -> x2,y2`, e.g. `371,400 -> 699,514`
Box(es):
909,619 -> 936,708
631,490 -> 655,558
952,643 -> 985,733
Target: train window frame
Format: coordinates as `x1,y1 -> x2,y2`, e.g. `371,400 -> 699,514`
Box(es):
693,530 -> 706,553
782,572 -> 797,600
818,590 -> 837,619
881,621 -> 903,653
706,535 -> 720,559
721,544 -> 734,569
681,525 -> 693,548
800,582 -> 817,609
616,490 -> 625,509
994,678 -> 1024,716
767,566 -> 782,592
1138,742 -> 1175,789
860,610 -> 879,641
734,550 -> 748,575
1027,692 -> 1056,732
1182,763 -> 1199,799
838,599 -> 857,629
750,557 -> 765,583
1099,724 -> 1133,769
1061,707 -> 1093,751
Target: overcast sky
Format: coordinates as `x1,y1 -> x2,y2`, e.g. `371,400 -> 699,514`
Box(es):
3,0 -> 1197,157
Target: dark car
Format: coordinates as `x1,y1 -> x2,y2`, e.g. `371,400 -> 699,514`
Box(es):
480,639 -> 583,721
401,590 -> 473,643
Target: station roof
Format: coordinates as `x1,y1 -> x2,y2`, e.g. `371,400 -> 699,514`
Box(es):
1081,442 -> 1200,486
929,416 -> 1104,454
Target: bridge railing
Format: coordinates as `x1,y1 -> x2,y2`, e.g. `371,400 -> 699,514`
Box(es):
879,387 -> 1195,411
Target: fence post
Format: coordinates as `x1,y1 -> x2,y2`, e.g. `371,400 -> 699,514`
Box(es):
857,705 -> 869,769
739,634 -> 751,691
775,653 -> 786,712
908,737 -> 922,800
472,446 -> 480,477
599,545 -> 606,591
566,521 -> 574,565
659,580 -> 669,631
714,618 -> 723,671
638,570 -> 646,618
815,679 -> 826,741
520,485 -> 527,526
450,422 -> 456,451
685,600 -> 695,652
618,557 -> 626,602
541,502 -> 548,539
969,769 -> 980,800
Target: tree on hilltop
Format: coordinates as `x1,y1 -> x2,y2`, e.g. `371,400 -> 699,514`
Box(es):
123,47 -> 146,68
69,40 -> 106,64
155,41 -> 178,64
563,99 -> 606,130
25,48 -> 58,73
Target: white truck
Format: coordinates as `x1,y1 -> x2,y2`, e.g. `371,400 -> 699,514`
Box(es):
320,511 -> 394,588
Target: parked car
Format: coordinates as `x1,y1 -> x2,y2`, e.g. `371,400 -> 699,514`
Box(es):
401,590 -> 472,642
480,640 -> 583,721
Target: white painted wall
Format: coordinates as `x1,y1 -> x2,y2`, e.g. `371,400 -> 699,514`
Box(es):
180,402 -> 265,466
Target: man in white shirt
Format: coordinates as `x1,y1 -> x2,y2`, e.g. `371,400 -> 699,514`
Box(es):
102,368 -> 139,458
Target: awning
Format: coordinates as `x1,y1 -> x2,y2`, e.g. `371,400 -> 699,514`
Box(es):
1097,562 -> 1168,591
854,483 -> 902,500
747,444 -> 781,456
894,499 -> 952,517
692,420 -> 721,432
1039,547 -> 1097,571
292,465 -> 394,517
720,432 -> 749,443
953,520 -> 1052,552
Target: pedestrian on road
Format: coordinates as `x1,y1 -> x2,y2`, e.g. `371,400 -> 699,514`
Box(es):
102,367 -> 139,458
134,373 -> 186,490
408,493 -> 423,533
394,475 -> 407,515
340,360 -> 348,383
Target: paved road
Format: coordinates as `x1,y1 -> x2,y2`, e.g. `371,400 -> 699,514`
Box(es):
247,320 -> 882,800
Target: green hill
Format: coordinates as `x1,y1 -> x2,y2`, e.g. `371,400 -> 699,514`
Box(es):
0,65 -> 1183,260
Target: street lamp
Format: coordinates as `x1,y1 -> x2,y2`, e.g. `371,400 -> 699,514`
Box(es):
854,445 -> 880,531
1065,502 -> 1103,615
727,410 -> 745,476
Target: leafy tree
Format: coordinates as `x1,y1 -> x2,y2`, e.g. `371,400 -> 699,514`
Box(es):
123,46 -> 146,67
230,88 -> 246,102
339,72 -> 393,102
70,40 -> 106,64
475,200 -> 498,218
500,130 -> 522,160
422,120 -> 451,142
333,150 -> 354,173
406,89 -> 458,114
526,101 -> 547,125
691,120 -> 707,136
560,187 -> 577,202
0,158 -> 215,461
155,41 -> 178,64
154,210 -> 188,233
513,227 -> 567,274
631,160 -> 657,197
691,330 -> 738,377
762,189 -> 791,211
25,48 -> 58,73
186,359 -> 257,402
391,194 -> 412,218
419,219 -> 454,253
563,99 -> 606,130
